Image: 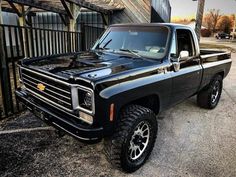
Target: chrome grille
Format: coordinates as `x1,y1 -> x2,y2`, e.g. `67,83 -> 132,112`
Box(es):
21,68 -> 72,110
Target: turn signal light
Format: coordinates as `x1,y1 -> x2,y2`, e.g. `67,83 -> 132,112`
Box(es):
79,111 -> 93,124
110,103 -> 115,122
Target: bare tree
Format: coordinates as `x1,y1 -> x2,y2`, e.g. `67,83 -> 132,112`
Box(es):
203,9 -> 221,33
203,14 -> 213,30
209,9 -> 221,33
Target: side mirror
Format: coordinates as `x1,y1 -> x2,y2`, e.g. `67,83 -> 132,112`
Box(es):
171,51 -> 189,72
179,51 -> 189,61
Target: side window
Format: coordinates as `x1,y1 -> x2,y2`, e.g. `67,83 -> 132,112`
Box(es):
176,29 -> 195,57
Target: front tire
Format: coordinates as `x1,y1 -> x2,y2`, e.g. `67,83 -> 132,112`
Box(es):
197,75 -> 223,109
104,105 -> 157,172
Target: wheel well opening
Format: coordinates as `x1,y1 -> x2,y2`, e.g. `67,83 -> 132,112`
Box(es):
125,95 -> 160,115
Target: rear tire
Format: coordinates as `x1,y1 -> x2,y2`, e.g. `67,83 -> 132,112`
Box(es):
197,75 -> 223,109
104,105 -> 157,173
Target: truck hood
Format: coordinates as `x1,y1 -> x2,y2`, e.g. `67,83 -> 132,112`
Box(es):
22,51 -> 160,81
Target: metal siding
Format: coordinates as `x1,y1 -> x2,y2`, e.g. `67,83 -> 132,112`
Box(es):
151,0 -> 171,22
111,0 -> 151,24
111,0 -> 171,24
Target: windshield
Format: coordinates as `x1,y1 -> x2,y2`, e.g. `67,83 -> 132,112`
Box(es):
92,26 -> 169,60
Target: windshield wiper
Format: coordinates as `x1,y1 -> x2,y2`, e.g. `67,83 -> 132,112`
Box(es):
98,39 -> 112,50
119,48 -> 142,58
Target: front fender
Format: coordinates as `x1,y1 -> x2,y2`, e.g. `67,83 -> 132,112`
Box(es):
97,71 -> 172,116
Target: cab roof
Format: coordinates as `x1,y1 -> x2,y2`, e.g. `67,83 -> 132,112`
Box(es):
110,23 -> 192,30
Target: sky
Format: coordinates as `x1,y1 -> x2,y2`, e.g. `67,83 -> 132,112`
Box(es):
169,0 -> 236,21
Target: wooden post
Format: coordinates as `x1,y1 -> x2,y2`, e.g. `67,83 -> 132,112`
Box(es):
0,0 -> 13,116
18,5 -> 28,57
195,0 -> 205,42
68,3 -> 80,32
101,13 -> 110,29
18,6 -> 25,26
68,3 -> 80,52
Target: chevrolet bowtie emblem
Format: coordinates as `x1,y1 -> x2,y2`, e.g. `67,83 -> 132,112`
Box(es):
37,83 -> 46,91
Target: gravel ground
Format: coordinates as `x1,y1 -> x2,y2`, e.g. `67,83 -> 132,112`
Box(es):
0,53 -> 236,177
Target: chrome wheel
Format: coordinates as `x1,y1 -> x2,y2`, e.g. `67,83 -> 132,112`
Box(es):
211,81 -> 220,103
128,121 -> 150,160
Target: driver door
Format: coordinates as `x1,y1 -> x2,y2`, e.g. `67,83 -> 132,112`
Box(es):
170,29 -> 202,105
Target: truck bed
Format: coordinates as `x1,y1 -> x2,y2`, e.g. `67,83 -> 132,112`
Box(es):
199,49 -> 231,90
200,49 -> 230,57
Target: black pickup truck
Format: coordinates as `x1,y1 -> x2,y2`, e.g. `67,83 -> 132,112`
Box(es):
16,23 -> 232,172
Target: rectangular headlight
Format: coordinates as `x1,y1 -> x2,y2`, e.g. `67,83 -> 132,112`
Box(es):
78,89 -> 93,111
71,86 -> 94,115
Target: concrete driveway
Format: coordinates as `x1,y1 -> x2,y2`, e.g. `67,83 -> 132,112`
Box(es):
0,54 -> 236,177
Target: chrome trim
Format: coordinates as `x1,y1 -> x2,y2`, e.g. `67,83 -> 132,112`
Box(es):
22,67 -> 72,86
71,87 -> 79,110
22,76 -> 71,101
26,88 -> 73,112
201,52 -> 231,60
75,86 -> 95,115
21,67 -> 95,115
19,67 -> 23,81
24,83 -> 71,106
25,89 -> 93,124
22,73 -> 70,94
202,59 -> 232,68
